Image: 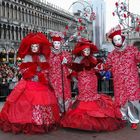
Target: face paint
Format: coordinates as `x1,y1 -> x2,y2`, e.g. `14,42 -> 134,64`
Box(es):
82,48 -> 91,56
31,44 -> 40,53
53,41 -> 61,50
113,35 -> 123,48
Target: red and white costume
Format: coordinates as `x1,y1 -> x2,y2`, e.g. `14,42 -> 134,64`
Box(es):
106,46 -> 140,107
61,38 -> 124,131
0,33 -> 60,134
105,25 -> 140,129
48,32 -> 72,113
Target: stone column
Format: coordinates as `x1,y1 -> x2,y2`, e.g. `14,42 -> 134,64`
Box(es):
1,27 -> 4,39
18,28 -> 20,41
9,6 -> 12,19
5,5 -> 7,18
17,8 -> 19,20
13,7 -> 15,20
24,10 -> 26,22
14,27 -> 16,40
30,12 -> 32,24
21,28 -> 24,40
0,3 -> 2,17
10,28 -> 12,40
6,27 -> 9,40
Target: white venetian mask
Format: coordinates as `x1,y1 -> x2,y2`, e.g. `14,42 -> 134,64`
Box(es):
53,41 -> 61,50
82,48 -> 91,56
31,44 -> 40,53
113,35 -> 123,48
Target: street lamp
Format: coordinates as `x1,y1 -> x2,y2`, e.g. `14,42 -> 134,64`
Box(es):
113,0 -> 140,33
63,0 -> 96,47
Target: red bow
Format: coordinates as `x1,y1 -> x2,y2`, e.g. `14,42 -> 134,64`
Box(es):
81,56 -> 97,67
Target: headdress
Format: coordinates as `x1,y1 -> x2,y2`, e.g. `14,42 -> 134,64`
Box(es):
72,38 -> 98,55
107,25 -> 124,39
50,31 -> 64,42
18,32 -> 51,58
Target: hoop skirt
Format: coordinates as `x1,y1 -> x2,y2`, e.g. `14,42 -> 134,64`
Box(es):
0,79 -> 60,134
61,70 -> 125,131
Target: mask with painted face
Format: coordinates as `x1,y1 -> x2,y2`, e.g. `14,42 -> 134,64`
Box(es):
53,41 -> 61,50
82,48 -> 91,56
113,35 -> 123,48
31,44 -> 40,53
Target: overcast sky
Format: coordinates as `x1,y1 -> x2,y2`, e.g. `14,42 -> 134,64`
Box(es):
46,0 -> 140,33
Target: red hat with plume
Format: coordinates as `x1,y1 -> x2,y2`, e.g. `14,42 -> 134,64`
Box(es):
107,25 -> 124,39
18,32 -> 51,58
72,38 -> 98,55
50,31 -> 64,42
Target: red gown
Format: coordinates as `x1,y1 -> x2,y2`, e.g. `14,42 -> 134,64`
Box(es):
61,59 -> 125,131
0,55 -> 60,134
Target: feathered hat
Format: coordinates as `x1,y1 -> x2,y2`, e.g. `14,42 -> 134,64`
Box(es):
72,38 -> 98,55
18,32 -> 51,58
107,25 -> 125,40
50,31 -> 64,42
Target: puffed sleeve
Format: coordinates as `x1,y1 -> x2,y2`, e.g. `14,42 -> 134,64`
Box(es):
19,55 -> 37,79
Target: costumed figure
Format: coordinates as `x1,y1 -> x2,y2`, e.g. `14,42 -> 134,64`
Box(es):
48,31 -> 72,113
100,25 -> 140,130
0,33 -> 60,134
60,38 -> 124,131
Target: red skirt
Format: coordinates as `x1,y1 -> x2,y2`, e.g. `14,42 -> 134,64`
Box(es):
0,80 -> 60,134
61,94 -> 125,131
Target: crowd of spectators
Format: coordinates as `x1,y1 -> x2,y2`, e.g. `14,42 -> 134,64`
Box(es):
0,63 -> 22,101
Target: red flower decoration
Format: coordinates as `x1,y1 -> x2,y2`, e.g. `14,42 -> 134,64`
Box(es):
112,12 -> 115,16
136,17 -> 139,21
78,18 -> 82,23
78,32 -> 81,36
65,25 -> 69,30
63,31 -> 67,36
115,2 -> 118,7
77,26 -> 85,31
124,14 -> 127,18
135,26 -> 140,32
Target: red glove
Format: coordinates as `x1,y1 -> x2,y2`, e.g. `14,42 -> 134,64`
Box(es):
20,62 -> 37,79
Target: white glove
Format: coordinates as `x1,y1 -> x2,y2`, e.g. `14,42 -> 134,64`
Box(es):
62,57 -> 68,64
94,63 -> 104,70
68,69 -> 72,73
72,77 -> 78,83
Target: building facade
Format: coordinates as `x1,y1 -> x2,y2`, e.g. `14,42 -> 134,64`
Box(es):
0,0 -> 74,63
92,0 -> 106,48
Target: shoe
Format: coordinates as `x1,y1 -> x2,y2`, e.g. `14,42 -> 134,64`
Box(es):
131,123 -> 138,130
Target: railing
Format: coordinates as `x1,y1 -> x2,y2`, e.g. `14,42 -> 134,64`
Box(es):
71,78 -> 114,97
0,78 -> 114,101
98,78 -> 114,96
